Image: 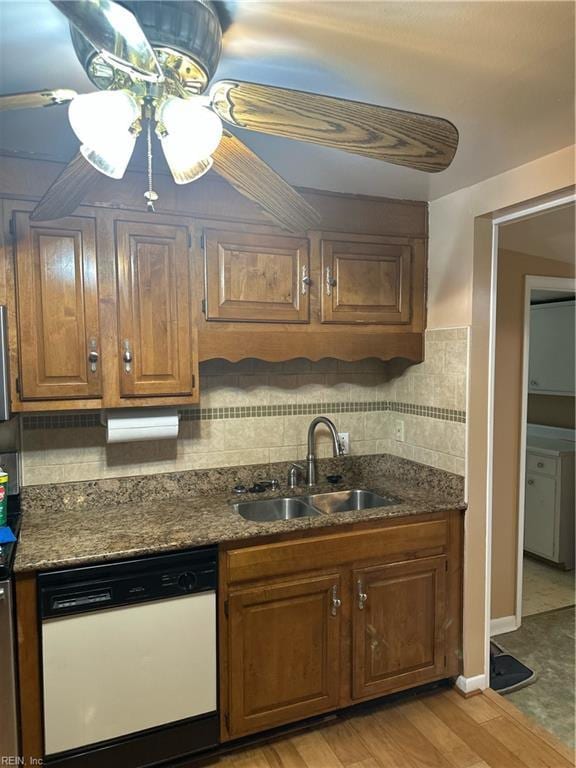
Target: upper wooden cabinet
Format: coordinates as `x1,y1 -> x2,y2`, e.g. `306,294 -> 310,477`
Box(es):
115,220 -> 194,398
321,238 -> 412,324
9,211 -> 198,411
13,212 -> 102,401
203,229 -> 310,323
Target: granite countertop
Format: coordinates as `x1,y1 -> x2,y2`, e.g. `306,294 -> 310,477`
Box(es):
14,471 -> 466,574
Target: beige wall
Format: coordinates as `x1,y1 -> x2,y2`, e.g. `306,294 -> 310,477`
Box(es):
527,394 -> 575,429
18,328 -> 467,486
428,143 -> 575,683
491,251 -> 575,621
428,145 -> 575,330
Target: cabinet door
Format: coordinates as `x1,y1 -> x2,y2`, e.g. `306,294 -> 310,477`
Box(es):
204,230 -> 310,323
529,302 -> 575,394
116,221 -> 193,398
524,472 -> 557,560
352,557 -> 446,700
321,239 -> 412,324
227,573 -> 342,738
13,212 -> 101,400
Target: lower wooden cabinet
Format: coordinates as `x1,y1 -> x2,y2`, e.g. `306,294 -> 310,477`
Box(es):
352,556 -> 447,700
220,512 -> 462,741
227,573 -> 342,736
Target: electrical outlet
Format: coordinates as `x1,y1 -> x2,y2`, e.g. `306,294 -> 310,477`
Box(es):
338,432 -> 350,455
395,420 -> 405,442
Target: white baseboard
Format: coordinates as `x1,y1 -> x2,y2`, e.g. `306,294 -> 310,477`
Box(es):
490,615 -> 518,636
455,673 -> 488,695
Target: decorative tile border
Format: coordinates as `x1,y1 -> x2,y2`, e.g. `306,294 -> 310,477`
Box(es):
22,401 -> 466,431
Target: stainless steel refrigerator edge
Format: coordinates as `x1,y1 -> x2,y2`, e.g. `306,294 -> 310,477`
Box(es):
0,578 -> 19,759
0,306 -> 11,421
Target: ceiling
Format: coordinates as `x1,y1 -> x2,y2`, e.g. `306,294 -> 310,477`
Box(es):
500,203 -> 575,263
0,1 -> 574,201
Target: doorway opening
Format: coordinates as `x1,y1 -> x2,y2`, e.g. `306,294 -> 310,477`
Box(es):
488,201 -> 575,747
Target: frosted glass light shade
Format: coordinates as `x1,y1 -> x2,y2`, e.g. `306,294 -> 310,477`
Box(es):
157,97 -> 222,185
68,90 -> 140,179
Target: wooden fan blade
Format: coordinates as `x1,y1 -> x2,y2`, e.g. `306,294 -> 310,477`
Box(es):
212,132 -> 321,232
52,0 -> 163,82
30,153 -> 101,222
211,80 -> 458,173
0,89 -> 77,112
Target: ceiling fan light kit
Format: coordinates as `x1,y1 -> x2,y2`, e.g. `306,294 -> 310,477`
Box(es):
156,95 -> 223,184
0,0 -> 459,229
68,89 -> 141,179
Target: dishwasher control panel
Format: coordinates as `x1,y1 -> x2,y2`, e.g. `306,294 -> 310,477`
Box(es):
39,547 -> 217,619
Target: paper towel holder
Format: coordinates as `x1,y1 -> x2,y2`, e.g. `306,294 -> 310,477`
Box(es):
100,408 -> 180,444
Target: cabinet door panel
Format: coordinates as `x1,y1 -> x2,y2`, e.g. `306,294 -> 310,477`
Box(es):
14,212 -> 101,400
524,472 -> 557,560
116,221 -> 193,398
352,557 -> 446,699
204,230 -> 310,323
321,239 -> 412,324
529,302 -> 575,394
227,573 -> 341,737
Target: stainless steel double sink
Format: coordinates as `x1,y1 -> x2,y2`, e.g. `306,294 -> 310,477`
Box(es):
232,488 -> 400,522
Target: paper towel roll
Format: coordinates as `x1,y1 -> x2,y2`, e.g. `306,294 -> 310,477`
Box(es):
104,409 -> 180,444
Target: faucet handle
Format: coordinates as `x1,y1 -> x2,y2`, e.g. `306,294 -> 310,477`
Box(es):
250,478 -> 279,493
288,463 -> 305,489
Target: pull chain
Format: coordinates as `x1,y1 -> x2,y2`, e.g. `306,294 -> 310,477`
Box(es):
144,115 -> 158,212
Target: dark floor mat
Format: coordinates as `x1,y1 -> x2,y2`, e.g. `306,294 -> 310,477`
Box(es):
490,648 -> 537,693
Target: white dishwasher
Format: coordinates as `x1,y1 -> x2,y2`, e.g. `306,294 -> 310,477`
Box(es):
39,547 -> 219,768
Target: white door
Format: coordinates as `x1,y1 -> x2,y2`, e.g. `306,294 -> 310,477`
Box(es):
43,592 -> 216,755
524,472 -> 557,560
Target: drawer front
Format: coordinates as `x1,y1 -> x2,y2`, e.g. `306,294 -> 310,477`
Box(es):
225,518 -> 449,586
526,453 -> 558,476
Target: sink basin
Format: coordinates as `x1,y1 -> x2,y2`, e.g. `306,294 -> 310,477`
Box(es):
304,488 -> 399,514
233,497 -> 320,522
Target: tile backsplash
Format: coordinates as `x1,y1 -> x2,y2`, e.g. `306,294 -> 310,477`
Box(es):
19,328 -> 468,485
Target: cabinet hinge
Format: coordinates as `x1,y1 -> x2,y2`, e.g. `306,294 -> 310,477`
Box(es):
224,713 -> 230,732
8,218 -> 15,239
15,377 -> 20,394
200,232 -> 205,249
444,655 -> 447,668
224,599 -> 229,618
201,299 -> 206,315
188,232 -> 193,248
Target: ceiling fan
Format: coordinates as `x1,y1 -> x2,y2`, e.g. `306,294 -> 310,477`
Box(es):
0,0 -> 459,232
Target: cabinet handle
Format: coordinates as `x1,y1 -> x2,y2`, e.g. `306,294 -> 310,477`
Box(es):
122,340 -> 133,374
88,338 -> 99,374
537,462 -> 544,468
330,584 -> 341,616
530,380 -> 539,387
325,266 -> 337,296
527,479 -> 534,485
301,264 -> 312,295
357,578 -> 368,610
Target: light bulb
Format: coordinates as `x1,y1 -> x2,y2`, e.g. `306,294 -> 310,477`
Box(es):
157,96 -> 222,185
68,90 -> 140,179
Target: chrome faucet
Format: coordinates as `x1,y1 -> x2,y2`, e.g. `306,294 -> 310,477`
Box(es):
306,416 -> 344,486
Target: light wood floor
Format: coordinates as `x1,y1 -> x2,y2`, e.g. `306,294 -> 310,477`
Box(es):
202,688 -> 575,768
